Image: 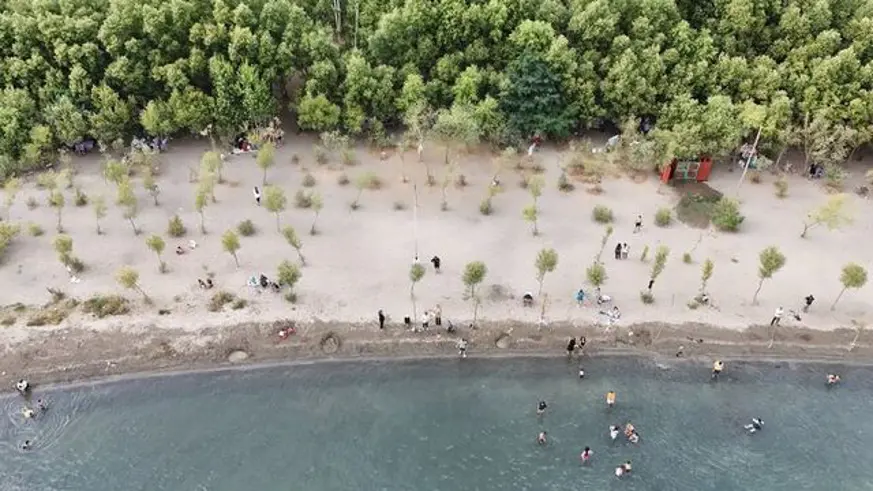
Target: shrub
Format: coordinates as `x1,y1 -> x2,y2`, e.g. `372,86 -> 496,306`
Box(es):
1,316 -> 15,326
711,197 -> 745,232
337,173 -> 350,186
592,205 -> 614,224
284,291 -> 298,303
683,252 -> 692,264
208,291 -> 236,312
557,172 -> 574,192
237,219 -> 256,236
27,223 -> 44,236
302,172 -> 317,187
82,295 -> 131,318
341,148 -> 357,166
479,198 -> 493,215
291,153 -> 300,165
640,290 -> 655,304
294,189 -> 313,208
74,188 -> 88,207
314,145 -> 328,165
774,177 -> 788,198
654,208 -> 672,227
231,298 -> 248,310
66,256 -> 86,273
393,201 -> 406,211
167,215 -> 186,237
749,170 -> 762,183
640,245 -> 649,262
455,174 -> 468,188
26,196 -> 38,209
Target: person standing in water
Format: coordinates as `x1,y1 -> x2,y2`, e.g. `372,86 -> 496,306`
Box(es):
606,391 -> 616,408
616,461 -> 632,477
827,374 -> 841,386
609,425 -> 620,441
712,360 -> 724,380
537,431 -> 548,445
578,364 -> 585,379
537,400 -> 548,416
580,447 -> 593,464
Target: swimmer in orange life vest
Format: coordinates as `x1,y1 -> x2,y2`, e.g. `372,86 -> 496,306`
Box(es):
606,391 -> 616,407
615,461 -> 632,477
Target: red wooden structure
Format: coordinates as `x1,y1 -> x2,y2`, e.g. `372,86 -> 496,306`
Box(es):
660,157 -> 713,183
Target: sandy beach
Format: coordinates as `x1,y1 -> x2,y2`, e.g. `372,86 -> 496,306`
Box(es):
2,135 -> 872,388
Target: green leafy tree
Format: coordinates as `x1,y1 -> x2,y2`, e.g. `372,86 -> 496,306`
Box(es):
596,225 -> 614,262
535,248 -> 559,297
201,151 -> 224,185
0,223 -> 21,261
52,234 -> 74,268
801,194 -> 853,238
257,142 -> 276,185
309,192 -> 324,235
4,178 -> 20,219
103,159 -> 128,186
143,168 -> 160,206
409,263 -> 426,321
462,261 -> 487,325
352,172 -> 379,210
221,230 -> 241,267
48,189 -> 65,232
432,104 -> 480,166
753,246 -> 786,304
93,195 -> 107,235
586,261 -> 607,287
833,263 -> 868,310
263,185 -> 287,231
501,52 -> 574,139
277,260 -> 302,295
701,259 -> 714,293
282,226 -> 306,265
117,266 -> 149,303
145,235 -> 167,273
116,178 -> 139,235
649,246 -> 670,294
297,93 -> 341,132
140,100 -> 175,137
194,185 -> 209,234
522,204 -> 539,236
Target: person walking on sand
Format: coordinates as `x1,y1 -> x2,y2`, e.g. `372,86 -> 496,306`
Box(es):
771,307 -> 784,326
434,304 -> 442,326
634,215 -> 643,233
621,243 -> 629,260
566,337 -> 577,357
614,242 -> 622,260
253,186 -> 261,206
378,309 -> 386,330
803,294 -> 815,313
430,255 -> 441,273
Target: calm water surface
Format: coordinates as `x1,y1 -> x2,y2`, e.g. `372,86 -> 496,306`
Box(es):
1,357 -> 871,491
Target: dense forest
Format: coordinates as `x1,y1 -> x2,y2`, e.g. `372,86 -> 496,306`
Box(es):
1,0 -> 872,179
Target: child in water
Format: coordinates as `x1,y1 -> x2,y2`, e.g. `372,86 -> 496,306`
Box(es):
615,461 -> 632,477
580,447 -> 593,464
537,431 -> 548,445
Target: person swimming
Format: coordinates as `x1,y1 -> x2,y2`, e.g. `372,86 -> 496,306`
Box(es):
36,399 -> 48,412
628,432 -> 640,444
744,417 -> 764,434
712,360 -> 724,379
15,379 -> 29,394
22,407 -> 35,419
606,391 -> 616,407
624,423 -> 636,438
609,425 -> 620,441
827,374 -> 841,386
615,461 -> 632,477
578,364 -> 585,379
21,440 -> 32,451
537,400 -> 548,415
580,446 -> 593,463
537,431 -> 548,445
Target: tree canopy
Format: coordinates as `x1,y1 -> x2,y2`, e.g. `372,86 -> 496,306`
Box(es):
1,0 -> 872,178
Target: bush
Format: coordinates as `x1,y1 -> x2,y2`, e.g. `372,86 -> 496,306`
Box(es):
27,222 -> 44,236
26,196 -> 38,209
167,215 -> 186,237
74,188 -> 88,207
294,189 -> 313,208
683,252 -> 692,264
393,200 -> 406,211
654,208 -> 672,227
774,177 -> 788,199
749,170 -> 762,183
237,219 -> 256,236
284,291 -> 298,303
557,172 -> 574,192
711,197 -> 745,232
479,198 -> 493,215
455,174 -> 468,188
66,256 -> 86,273
592,205 -> 614,224
341,148 -> 357,166
302,173 -> 317,187
640,290 -> 655,304
82,294 -> 131,318
208,291 -> 236,312
337,173 -> 350,186
231,298 -> 248,310
314,145 -> 328,165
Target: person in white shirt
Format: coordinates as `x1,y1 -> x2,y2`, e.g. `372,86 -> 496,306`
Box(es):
253,186 -> 261,206
771,306 -> 784,326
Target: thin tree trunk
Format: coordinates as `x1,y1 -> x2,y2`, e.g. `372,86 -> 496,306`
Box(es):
262,167 -> 267,186
56,209 -> 63,232
135,285 -> 150,303
275,213 -> 281,232
537,277 -> 544,297
849,326 -> 863,351
96,219 -> 102,235
472,297 -> 480,326
232,252 -> 239,268
310,211 -> 320,235
296,249 -> 306,266
199,212 -> 205,234
831,287 -> 847,310
533,220 -> 539,236
411,283 -> 417,324
128,217 -> 139,235
801,222 -> 813,238
752,278 -> 764,304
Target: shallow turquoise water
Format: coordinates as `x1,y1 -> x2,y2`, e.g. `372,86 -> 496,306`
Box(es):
2,357 -> 872,491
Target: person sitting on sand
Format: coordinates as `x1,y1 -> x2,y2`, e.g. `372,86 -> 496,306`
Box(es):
198,279 -> 207,289
523,292 -> 534,307
206,278 -> 214,289
175,246 -> 185,255
537,431 -> 548,445
606,391 -> 616,407
578,364 -> 585,379
566,337 -> 577,356
827,374 -> 841,386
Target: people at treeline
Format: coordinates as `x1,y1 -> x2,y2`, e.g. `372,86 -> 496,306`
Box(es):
1,0 -> 871,180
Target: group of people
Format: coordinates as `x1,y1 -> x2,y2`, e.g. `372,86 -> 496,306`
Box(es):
613,242 -> 630,260
14,380 -> 48,451
249,273 -> 281,292
131,136 -> 169,153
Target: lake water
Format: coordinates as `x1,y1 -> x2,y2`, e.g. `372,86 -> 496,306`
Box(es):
2,356 -> 872,491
